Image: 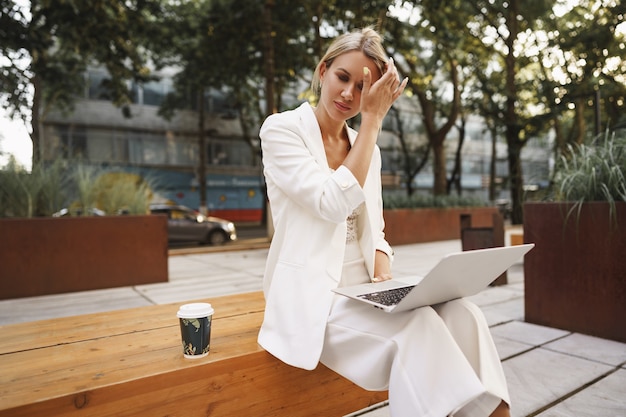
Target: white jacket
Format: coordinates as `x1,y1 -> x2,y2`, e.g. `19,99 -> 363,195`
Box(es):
257,102 -> 393,370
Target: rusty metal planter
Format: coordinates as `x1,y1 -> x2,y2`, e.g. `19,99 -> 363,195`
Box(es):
523,202 -> 626,343
383,207 -> 499,246
0,215 -> 168,300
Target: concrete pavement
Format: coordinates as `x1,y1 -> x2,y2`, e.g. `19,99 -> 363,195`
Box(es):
0,238 -> 624,417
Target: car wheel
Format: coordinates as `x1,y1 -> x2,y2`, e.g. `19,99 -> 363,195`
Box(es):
206,230 -> 227,245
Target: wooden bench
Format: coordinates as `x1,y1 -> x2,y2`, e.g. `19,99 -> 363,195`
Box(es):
0,291 -> 387,417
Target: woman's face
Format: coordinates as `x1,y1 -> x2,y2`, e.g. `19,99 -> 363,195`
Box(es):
319,50 -> 382,122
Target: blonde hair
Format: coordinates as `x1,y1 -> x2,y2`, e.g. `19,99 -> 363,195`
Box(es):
311,27 -> 388,98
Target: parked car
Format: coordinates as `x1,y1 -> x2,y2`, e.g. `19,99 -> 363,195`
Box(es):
149,204 -> 237,245
52,207 -> 106,217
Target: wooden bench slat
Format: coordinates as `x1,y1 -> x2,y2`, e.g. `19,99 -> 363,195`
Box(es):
0,291 -> 265,355
0,291 -> 388,416
1,314 -> 264,410
3,351 -> 387,417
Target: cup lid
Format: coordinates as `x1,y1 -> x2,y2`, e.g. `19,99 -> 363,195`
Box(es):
177,302 -> 214,319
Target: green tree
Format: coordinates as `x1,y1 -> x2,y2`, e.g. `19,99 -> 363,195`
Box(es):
459,0 -> 556,224
532,1 -> 626,157
0,0 -> 159,165
386,1 -> 468,196
387,104 -> 431,196
154,0 -> 315,212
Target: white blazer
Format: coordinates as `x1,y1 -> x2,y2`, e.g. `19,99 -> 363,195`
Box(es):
258,102 -> 393,370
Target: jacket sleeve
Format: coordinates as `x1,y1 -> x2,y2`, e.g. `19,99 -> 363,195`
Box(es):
370,146 -> 394,264
260,111 -> 366,224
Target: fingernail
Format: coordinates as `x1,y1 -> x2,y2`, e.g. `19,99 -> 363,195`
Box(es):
363,67 -> 369,75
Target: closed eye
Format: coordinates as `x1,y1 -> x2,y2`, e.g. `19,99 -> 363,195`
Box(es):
336,70 -> 363,92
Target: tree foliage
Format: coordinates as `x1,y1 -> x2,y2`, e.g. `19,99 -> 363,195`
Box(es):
2,0 -> 624,222
0,0 -> 160,162
534,0 -> 626,152
385,1 -> 470,196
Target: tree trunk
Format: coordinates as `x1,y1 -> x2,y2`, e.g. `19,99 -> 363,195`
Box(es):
489,124 -> 497,202
505,1 -> 524,224
432,140 -> 447,195
30,75 -> 42,165
507,139 -> 523,223
416,60 -> 459,196
263,0 -> 276,116
197,89 -> 207,215
448,118 -> 466,195
259,0 -> 276,228
573,99 -> 586,145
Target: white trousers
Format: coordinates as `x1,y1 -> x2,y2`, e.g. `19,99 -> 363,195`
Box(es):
320,242 -> 510,417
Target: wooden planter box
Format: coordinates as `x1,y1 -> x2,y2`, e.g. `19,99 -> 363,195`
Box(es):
383,207 -> 499,246
523,202 -> 626,343
0,215 -> 168,300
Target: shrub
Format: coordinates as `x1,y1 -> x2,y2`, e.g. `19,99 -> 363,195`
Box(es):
383,193 -> 489,209
0,158 -> 68,217
0,159 -> 156,218
552,130 -> 626,224
91,172 -> 153,215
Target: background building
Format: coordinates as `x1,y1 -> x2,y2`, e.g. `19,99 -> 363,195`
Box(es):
41,67 -> 264,222
40,67 -> 552,222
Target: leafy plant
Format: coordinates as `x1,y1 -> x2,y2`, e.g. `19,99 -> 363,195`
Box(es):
383,193 -> 488,209
92,172 -> 154,215
0,158 -> 68,217
552,130 -> 626,224
71,164 -> 101,215
0,160 -> 157,218
62,166 -> 156,216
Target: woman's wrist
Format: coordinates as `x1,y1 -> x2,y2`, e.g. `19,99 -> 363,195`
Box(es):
372,273 -> 392,283
359,114 -> 383,133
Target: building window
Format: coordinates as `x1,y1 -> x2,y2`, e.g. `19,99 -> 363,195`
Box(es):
44,124 -> 257,169
127,132 -> 166,165
87,69 -> 111,101
209,138 -> 253,166
166,132 -> 198,166
53,125 -> 87,158
87,130 -> 114,162
142,79 -> 173,107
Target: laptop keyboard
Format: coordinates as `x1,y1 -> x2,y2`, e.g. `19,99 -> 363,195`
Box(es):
357,285 -> 415,306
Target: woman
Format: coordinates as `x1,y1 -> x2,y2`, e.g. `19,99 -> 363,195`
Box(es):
258,27 -> 511,417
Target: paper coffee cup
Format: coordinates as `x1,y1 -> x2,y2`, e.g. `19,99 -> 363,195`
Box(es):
177,302 -> 214,359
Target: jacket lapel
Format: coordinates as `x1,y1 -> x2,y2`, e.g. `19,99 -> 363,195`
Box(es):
296,103 -> 328,170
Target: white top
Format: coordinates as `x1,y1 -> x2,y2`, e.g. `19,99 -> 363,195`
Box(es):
346,203 -> 364,243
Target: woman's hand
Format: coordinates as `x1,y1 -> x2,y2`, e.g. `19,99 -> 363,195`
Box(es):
371,273 -> 393,283
343,56 -> 408,187
360,57 -> 408,122
372,250 -> 393,283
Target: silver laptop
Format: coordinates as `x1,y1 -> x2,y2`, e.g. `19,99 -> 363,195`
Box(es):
332,244 -> 534,313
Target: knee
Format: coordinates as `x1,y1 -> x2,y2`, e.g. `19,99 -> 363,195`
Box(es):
435,298 -> 487,328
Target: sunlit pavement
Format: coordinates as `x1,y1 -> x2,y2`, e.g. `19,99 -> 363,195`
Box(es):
1,238 -> 624,417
